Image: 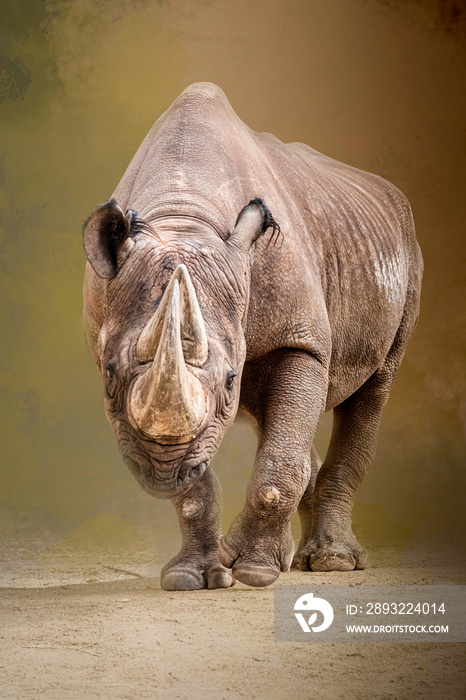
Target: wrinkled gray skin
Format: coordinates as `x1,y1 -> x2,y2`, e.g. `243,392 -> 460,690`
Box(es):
83,83 -> 423,590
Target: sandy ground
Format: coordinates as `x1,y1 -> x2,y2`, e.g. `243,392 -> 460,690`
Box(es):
0,508 -> 464,699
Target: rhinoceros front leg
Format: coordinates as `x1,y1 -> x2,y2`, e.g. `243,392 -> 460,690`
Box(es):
161,466 -> 234,590
219,350 -> 327,587
294,372 -> 391,572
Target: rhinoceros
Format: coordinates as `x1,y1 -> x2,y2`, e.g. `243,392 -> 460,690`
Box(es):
83,82 -> 423,590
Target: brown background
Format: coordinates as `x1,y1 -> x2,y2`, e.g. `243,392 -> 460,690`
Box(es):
1,0 -> 465,549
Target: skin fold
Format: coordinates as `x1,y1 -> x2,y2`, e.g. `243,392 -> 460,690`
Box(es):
83,82 -> 423,590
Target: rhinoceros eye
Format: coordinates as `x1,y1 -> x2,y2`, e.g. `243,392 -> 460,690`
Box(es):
104,359 -> 119,398
226,370 -> 237,391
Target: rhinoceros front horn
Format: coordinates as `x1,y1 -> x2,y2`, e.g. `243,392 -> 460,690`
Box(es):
128,269 -> 208,443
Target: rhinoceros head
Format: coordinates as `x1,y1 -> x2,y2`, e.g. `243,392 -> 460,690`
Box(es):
83,198 -> 278,498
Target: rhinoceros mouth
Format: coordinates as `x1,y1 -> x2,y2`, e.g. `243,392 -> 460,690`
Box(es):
123,454 -> 207,498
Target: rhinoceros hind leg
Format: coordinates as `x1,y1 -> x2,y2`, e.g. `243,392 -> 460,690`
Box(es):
294,295 -> 419,573
292,371 -> 390,573
292,444 -> 322,568
293,443 -> 366,570
294,533 -> 367,572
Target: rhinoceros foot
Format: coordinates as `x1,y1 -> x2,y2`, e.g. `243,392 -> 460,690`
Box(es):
218,513 -> 295,587
293,534 -> 367,572
161,557 -> 234,591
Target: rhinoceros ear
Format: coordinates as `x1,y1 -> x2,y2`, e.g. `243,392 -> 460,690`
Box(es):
229,198 -> 280,250
83,199 -> 135,279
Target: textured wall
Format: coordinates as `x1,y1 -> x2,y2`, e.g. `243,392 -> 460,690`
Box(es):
1,0 -> 464,544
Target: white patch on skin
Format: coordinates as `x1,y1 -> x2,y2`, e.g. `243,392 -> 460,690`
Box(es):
182,499 -> 202,518
97,326 -> 107,358
259,486 -> 280,505
373,249 -> 406,305
175,168 -> 187,190
214,175 -> 263,203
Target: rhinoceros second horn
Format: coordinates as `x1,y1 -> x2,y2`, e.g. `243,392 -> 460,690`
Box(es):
136,264 -> 208,367
129,278 -> 207,442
